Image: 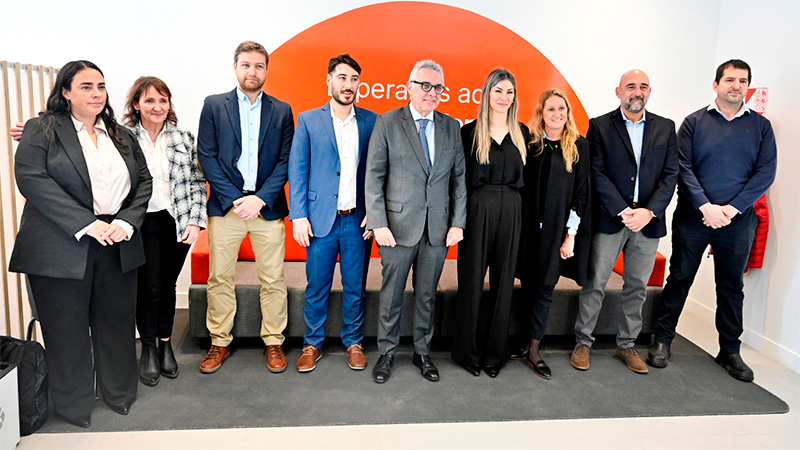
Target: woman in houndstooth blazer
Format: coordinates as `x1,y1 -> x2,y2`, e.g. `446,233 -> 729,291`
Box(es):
122,76 -> 206,387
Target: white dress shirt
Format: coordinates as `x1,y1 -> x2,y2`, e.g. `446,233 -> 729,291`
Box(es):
71,115 -> 134,240
331,101 -> 359,211
136,122 -> 173,215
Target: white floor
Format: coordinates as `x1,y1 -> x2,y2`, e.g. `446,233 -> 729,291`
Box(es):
17,311 -> 800,450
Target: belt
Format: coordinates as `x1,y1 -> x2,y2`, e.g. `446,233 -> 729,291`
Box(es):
631,202 -> 638,208
242,190 -> 256,196
337,208 -> 356,215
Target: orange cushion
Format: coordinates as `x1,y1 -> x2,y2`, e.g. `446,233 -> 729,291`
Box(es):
612,251 -> 667,287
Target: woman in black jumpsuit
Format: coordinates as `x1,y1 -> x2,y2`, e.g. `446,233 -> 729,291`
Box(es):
452,69 -> 529,378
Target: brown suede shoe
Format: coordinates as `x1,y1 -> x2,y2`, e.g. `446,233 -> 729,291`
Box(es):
615,347 -> 649,374
570,343 -> 591,370
200,345 -> 229,374
296,345 -> 322,372
346,344 -> 367,370
266,345 -> 287,373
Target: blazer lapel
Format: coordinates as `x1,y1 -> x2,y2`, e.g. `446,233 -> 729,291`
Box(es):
640,113 -> 655,164
611,109 -> 635,159
430,111 -> 446,177
224,89 -> 242,149
257,92 -> 274,149
320,103 -> 339,154
114,132 -> 139,196
355,106 -> 368,165
401,105 -> 430,175
53,115 -> 92,191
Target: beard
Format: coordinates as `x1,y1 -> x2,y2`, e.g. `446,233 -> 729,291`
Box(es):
332,89 -> 355,106
622,95 -> 647,113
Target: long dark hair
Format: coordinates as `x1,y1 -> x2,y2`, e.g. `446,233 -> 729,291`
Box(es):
122,76 -> 178,128
40,60 -> 127,150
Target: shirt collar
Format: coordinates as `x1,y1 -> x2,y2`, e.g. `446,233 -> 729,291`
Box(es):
409,103 -> 433,123
70,114 -> 107,134
620,107 -> 646,125
136,120 -> 170,138
707,100 -> 750,120
330,100 -> 356,123
236,87 -> 263,106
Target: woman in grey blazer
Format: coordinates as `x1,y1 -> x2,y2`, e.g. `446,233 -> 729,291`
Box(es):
121,77 -> 206,386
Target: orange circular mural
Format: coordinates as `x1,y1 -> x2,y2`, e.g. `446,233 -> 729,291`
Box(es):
266,1 -> 588,260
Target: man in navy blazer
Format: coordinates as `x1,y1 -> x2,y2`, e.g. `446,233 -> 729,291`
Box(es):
288,55 -> 377,373
570,69 -> 679,374
197,41 -> 294,374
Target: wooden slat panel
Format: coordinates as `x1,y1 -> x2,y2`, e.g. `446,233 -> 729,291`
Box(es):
1,61 -> 13,334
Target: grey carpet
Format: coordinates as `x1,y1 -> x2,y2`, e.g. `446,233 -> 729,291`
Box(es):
37,310 -> 788,433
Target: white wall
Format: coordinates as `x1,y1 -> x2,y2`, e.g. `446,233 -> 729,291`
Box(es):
1,0 -> 797,371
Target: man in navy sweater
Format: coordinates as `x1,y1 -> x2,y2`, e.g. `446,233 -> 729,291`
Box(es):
648,60 -> 777,381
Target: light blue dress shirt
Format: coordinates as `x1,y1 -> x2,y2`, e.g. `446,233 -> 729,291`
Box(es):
621,107 -> 646,204
409,103 -> 435,164
236,88 -> 263,191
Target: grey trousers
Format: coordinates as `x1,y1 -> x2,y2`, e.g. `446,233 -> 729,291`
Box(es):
574,227 -> 659,349
376,231 -> 448,356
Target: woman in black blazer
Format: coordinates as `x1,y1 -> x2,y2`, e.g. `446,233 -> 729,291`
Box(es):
515,88 -> 591,380
9,60 -> 152,427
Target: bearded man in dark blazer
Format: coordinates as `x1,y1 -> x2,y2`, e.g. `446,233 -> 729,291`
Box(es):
570,69 -> 679,374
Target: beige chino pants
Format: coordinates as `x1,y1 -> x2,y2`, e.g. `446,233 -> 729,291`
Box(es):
206,209 -> 288,346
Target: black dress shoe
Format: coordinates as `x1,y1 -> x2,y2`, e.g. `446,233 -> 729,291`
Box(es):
525,354 -> 551,379
372,354 -> 394,384
55,411 -> 90,428
483,366 -> 500,378
139,340 -> 160,386
158,339 -> 180,378
647,342 -> 671,368
461,363 -> 480,377
107,401 -> 132,415
412,353 -> 439,382
509,348 -> 529,360
715,352 -> 754,382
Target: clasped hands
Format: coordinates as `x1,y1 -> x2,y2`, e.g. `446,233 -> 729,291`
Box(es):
85,221 -> 127,246
699,203 -> 738,229
621,207 -> 654,233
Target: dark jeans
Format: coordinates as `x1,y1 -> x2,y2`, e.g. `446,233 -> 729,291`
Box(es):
136,210 -> 191,340
654,201 -> 757,354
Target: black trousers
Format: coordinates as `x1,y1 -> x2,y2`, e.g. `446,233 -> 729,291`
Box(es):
523,282 -> 556,341
452,186 -> 521,368
29,239 -> 137,421
136,210 -> 191,340
654,202 -> 757,354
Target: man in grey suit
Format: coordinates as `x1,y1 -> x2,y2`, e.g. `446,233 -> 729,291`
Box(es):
365,60 -> 467,384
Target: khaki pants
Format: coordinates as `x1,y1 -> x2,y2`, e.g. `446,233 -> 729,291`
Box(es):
206,209 -> 287,346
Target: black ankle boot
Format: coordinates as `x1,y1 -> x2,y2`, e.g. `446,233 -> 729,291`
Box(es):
139,338 -> 160,386
158,339 -> 179,378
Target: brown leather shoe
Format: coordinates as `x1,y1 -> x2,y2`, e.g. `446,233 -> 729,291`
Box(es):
296,345 -> 322,372
200,345 -> 229,374
615,347 -> 649,374
266,345 -> 287,373
570,343 -> 591,370
346,344 -> 367,370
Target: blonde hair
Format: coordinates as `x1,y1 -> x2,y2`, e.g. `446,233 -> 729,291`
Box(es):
528,88 -> 580,172
472,69 -> 526,165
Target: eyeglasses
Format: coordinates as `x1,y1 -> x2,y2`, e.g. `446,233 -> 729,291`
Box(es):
410,80 -> 445,95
